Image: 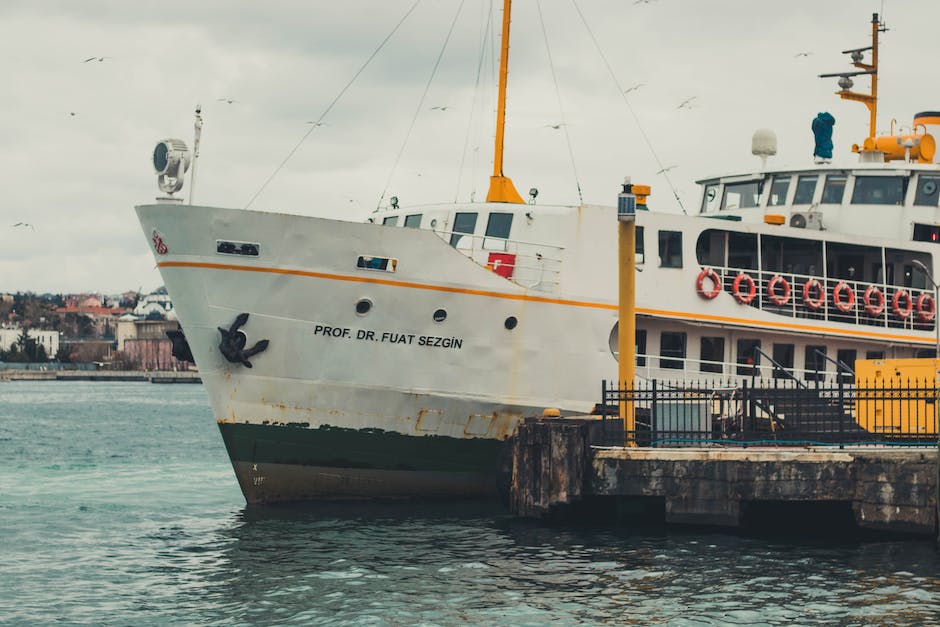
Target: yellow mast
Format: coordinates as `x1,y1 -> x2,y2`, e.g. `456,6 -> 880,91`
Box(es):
485,0 -> 524,204
821,13 -> 881,140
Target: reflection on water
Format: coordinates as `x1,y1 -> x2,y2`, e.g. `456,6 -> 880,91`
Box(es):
2,382 -> 939,625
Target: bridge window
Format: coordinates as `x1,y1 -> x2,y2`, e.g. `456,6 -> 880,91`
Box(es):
736,339 -> 761,375
450,212 -> 478,246
660,332 -> 686,369
772,343 -> 794,379
700,337 -> 724,373
636,226 -> 645,264
721,181 -> 761,210
851,176 -> 905,205
821,174 -> 847,204
658,231 -> 683,268
914,176 -> 940,207
484,213 -> 513,250
768,176 -> 790,206
793,175 -> 818,205
701,184 -> 719,213
383,216 -> 398,226
404,214 -> 422,228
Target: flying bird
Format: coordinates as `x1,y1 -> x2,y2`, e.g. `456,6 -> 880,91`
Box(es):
12,222 -> 35,230
66,112 -> 78,117
82,56 -> 109,63
656,165 -> 678,174
677,97 -> 697,110
794,51 -> 813,58
634,0 -> 657,4
430,106 -> 451,111
216,98 -> 238,104
543,123 -> 564,129
624,83 -> 646,94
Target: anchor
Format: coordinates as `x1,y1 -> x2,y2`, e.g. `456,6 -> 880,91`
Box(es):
218,313 -> 269,368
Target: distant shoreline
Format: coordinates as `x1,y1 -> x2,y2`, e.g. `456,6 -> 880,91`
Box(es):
0,370 -> 201,383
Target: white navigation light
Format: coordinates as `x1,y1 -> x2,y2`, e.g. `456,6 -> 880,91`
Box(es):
153,138 -> 191,195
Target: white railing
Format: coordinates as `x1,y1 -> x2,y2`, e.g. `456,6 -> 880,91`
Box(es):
632,352 -> 854,385
437,230 -> 564,293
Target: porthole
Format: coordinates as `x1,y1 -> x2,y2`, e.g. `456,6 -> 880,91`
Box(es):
504,316 -> 518,330
433,309 -> 447,323
356,298 -> 373,316
430,219 -> 438,229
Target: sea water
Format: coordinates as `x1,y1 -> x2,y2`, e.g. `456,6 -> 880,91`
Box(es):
1,381 -> 939,625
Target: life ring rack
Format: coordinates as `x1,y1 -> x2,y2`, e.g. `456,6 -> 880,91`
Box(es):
767,275 -> 790,306
862,286 -> 885,317
893,289 -> 913,319
832,281 -> 856,313
732,272 -> 757,304
802,279 -> 825,310
916,293 -> 936,323
696,267 -> 721,300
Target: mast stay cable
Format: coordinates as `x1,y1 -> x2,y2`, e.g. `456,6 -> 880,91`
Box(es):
570,0 -> 688,214
244,0 -> 422,210
536,0 -> 583,205
377,0 -> 468,212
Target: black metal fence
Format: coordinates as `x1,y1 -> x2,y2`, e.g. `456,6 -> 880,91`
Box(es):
598,378 -> 939,448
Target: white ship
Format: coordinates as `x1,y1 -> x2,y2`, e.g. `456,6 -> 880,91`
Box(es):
137,10 -> 940,503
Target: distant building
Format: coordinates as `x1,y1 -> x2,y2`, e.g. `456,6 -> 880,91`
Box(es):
0,328 -> 60,358
116,317 -> 192,371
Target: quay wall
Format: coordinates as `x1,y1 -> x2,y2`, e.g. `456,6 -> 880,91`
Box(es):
509,417 -> 938,536
0,369 -> 201,383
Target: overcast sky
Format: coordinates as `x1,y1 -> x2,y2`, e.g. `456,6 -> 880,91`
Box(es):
2,0 -> 938,295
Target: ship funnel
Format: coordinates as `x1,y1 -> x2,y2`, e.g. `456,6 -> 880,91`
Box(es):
914,111 -> 940,163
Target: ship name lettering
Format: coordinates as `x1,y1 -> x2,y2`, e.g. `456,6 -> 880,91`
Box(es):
418,335 -> 462,349
313,324 -> 351,338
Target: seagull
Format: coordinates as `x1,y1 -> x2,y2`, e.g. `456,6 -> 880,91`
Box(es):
66,112 -> 78,117
677,97 -> 696,110
12,222 -> 35,230
82,56 -> 109,63
624,83 -> 646,94
794,51 -> 813,58
634,0 -> 657,4
543,123 -> 564,129
656,165 -> 678,174
430,106 -> 451,111
216,98 -> 238,104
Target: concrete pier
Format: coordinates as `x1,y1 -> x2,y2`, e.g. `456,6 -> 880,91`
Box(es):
0,369 -> 201,383
509,417 -> 938,535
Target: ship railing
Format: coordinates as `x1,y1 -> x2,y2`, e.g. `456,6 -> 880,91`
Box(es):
702,265 -> 937,332
438,230 -> 564,293
632,352 -> 862,385
598,377 -> 938,448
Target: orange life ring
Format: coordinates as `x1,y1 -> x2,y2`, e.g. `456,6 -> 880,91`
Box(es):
802,279 -> 825,310
892,289 -> 913,319
916,293 -> 936,322
767,275 -> 790,306
832,281 -> 856,313
863,285 -> 885,316
732,272 -> 757,304
696,268 -> 721,299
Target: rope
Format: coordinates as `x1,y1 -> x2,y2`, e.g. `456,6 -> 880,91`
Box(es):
455,0 -> 495,203
244,0 -> 422,210
570,0 -> 688,214
377,0 -> 467,212
536,0 -> 583,205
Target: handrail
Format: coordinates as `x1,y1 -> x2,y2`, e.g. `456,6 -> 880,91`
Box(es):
753,345 -> 807,388
814,348 -> 855,377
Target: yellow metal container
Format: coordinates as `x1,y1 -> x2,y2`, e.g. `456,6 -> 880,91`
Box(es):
854,358 -> 939,437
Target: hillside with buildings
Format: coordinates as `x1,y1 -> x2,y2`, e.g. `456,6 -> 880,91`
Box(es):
0,288 -> 193,371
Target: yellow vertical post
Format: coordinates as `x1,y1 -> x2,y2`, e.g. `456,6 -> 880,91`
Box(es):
485,0 -> 524,204
868,12 -> 879,139
617,180 -> 637,445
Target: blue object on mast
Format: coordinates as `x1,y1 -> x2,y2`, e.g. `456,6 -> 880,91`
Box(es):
812,112 -> 835,161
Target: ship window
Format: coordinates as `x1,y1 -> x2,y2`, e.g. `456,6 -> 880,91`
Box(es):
383,216 -> 399,226
836,349 -> 856,383
696,230 -> 726,267
450,212 -> 478,247
637,328 -> 646,366
851,176 -> 906,205
821,174 -> 847,204
658,231 -> 683,268
772,343 -> 794,379
355,299 -> 372,316
914,176 -> 940,206
915,348 -> 934,359
804,345 -> 827,381
736,339 -> 760,375
768,176 -> 790,206
912,224 -> 940,243
504,316 -> 517,330
607,324 -> 646,365
865,350 -> 883,360
484,213 -> 513,250
636,226 -> 645,264
793,175 -> 818,205
721,181 -> 761,210
728,232 -> 758,270
660,331 -> 686,369
701,184 -> 719,213
700,337 -> 724,373
433,309 -> 447,322
404,214 -> 422,228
